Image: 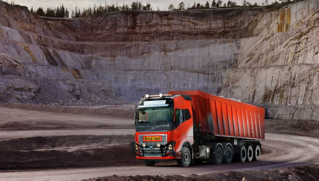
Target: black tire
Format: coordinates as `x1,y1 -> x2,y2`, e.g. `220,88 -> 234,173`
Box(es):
211,146 -> 223,165
247,145 -> 253,162
143,160 -> 156,166
254,145 -> 261,161
223,145 -> 233,164
239,145 -> 247,162
177,147 -> 192,167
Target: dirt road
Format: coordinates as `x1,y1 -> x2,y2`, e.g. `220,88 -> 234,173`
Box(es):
1,132 -> 319,181
0,106 -> 318,180
0,106 -> 133,130
0,129 -> 135,140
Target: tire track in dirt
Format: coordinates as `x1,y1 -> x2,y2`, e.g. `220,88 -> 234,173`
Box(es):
1,132 -> 319,181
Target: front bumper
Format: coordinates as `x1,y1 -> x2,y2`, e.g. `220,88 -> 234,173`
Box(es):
130,141 -> 176,157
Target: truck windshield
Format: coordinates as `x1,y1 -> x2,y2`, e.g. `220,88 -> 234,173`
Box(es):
135,107 -> 174,132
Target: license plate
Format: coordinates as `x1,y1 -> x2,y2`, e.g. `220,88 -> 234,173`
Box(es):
143,136 -> 162,142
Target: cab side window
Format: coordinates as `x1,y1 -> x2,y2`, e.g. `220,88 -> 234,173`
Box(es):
175,109 -> 191,127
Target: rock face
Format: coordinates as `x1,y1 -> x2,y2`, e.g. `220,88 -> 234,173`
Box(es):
0,0 -> 319,119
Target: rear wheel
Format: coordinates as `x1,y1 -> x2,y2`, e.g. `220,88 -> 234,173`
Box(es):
223,145 -> 233,164
177,147 -> 192,167
211,146 -> 223,165
247,145 -> 253,162
254,145 -> 261,161
143,160 -> 156,166
239,145 -> 247,162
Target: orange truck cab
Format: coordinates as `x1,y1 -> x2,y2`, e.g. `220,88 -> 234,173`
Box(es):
130,91 -> 265,167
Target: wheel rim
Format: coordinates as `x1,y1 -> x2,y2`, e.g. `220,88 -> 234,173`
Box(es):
241,149 -> 245,158
184,152 -> 189,162
226,149 -> 232,160
255,146 -> 260,160
217,148 -> 222,161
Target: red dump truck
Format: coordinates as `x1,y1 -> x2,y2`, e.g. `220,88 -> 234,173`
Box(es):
131,90 -> 265,167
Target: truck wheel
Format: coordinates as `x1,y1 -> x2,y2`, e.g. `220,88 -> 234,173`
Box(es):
239,145 -> 247,162
143,160 -> 156,166
223,145 -> 233,164
211,146 -> 223,165
177,147 -> 191,167
247,145 -> 253,162
254,145 -> 261,161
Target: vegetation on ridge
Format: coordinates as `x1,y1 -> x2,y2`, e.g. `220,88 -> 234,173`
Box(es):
1,0 -> 306,18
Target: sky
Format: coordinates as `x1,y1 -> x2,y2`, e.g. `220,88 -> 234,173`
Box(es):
10,0 -> 276,12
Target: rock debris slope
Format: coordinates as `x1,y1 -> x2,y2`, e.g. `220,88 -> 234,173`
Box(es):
0,0 -> 318,119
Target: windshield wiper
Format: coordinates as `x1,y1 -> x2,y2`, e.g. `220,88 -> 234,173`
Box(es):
144,125 -> 169,131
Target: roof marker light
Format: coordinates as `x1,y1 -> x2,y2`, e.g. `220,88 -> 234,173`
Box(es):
145,94 -> 150,99
159,93 -> 163,98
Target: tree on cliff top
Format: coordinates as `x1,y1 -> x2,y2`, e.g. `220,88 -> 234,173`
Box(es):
45,8 -> 55,17
27,0 -> 306,18
36,7 -> 45,16
131,2 -> 142,10
178,2 -> 185,10
205,1 -> 210,8
227,0 -> 237,7
144,3 -> 151,10
243,0 -> 248,6
168,4 -> 175,11
212,0 -> 216,8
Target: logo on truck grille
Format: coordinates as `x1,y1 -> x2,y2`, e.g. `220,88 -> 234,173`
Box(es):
143,136 -> 162,142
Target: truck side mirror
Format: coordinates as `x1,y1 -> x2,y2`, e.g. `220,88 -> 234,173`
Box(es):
134,112 -> 137,125
179,110 -> 184,123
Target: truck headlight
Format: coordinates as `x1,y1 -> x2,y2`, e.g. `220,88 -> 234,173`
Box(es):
135,145 -> 138,150
168,144 -> 173,150
142,143 -> 146,148
157,143 -> 161,148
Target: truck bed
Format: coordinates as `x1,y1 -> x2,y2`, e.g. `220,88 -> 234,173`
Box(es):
169,90 -> 265,140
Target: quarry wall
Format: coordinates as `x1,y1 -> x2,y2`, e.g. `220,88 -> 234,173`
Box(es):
0,0 -> 319,119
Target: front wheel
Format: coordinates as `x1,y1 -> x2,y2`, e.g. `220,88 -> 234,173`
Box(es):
177,147 -> 192,167
143,160 -> 156,166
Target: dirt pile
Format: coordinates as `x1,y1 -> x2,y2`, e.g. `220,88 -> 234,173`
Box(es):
0,135 -> 140,170
85,164 -> 319,181
0,146 -> 139,170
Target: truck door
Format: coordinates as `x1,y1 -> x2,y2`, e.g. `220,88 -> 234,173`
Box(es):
173,109 -> 194,152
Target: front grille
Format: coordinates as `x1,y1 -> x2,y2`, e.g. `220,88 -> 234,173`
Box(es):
144,150 -> 162,157
145,142 -> 161,147
130,141 -> 176,157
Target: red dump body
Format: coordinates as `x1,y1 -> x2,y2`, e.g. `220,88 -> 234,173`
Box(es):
169,91 -> 265,140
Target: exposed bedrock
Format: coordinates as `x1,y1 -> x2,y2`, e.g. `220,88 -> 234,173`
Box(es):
0,0 -> 319,119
